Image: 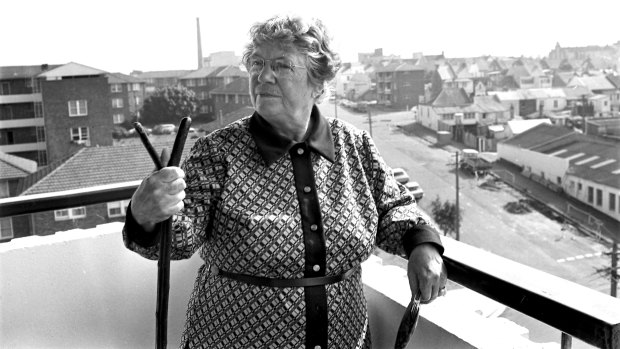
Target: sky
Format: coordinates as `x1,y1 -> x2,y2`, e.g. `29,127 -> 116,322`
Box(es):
2,0 -> 619,75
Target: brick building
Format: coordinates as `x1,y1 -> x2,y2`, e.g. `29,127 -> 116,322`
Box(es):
209,77 -> 252,119
375,62 -> 425,110
179,65 -> 248,121
1,63 -> 145,165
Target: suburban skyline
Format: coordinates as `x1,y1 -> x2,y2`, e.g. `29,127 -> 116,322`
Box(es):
2,0 -> 619,75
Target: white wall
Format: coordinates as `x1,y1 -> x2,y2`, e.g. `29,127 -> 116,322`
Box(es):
497,143 -> 569,185
565,174 -> 620,222
1,224 -> 551,349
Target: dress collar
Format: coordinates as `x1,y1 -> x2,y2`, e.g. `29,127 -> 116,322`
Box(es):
249,105 -> 335,166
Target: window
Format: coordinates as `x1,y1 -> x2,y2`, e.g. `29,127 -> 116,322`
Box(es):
54,207 -> 86,221
235,94 -> 239,104
0,217 -> 13,240
199,78 -> 206,86
68,100 -> 88,116
70,127 -> 89,145
0,181 -> 9,198
187,79 -> 195,87
113,114 -> 124,124
553,100 -> 558,108
0,82 -> 10,95
225,95 -> 229,103
111,84 -> 123,93
596,189 -> 602,206
34,102 -> 43,118
107,200 -> 130,218
610,193 -> 616,211
200,105 -> 208,113
112,98 -> 123,108
134,96 -> 141,106
587,186 -> 594,203
131,83 -> 141,91
578,183 -> 583,191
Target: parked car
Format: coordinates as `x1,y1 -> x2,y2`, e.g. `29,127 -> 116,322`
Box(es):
153,124 -> 176,135
405,181 -> 424,201
392,167 -> 410,184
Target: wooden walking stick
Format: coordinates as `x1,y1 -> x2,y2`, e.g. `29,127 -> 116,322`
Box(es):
134,117 -> 192,349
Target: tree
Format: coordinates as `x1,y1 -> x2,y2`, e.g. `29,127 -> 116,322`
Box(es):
141,85 -> 198,125
430,196 -> 462,238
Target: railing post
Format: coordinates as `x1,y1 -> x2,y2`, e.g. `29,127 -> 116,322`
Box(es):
561,332 -> 572,349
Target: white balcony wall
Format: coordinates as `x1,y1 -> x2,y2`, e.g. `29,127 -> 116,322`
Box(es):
1,223 -> 557,348
0,93 -> 42,104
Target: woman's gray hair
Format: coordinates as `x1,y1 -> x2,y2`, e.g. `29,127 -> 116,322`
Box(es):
242,15 -> 341,100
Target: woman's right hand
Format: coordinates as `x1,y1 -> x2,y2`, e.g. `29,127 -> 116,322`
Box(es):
130,149 -> 186,233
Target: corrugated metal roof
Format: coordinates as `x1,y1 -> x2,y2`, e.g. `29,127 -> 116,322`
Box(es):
538,137 -> 620,188
502,123 -> 573,149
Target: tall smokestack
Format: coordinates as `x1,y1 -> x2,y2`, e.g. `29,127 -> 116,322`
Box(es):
196,17 -> 203,69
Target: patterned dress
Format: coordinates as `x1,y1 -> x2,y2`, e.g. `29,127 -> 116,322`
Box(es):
123,106 -> 442,349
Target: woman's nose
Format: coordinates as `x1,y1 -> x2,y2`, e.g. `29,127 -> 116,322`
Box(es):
257,64 -> 276,83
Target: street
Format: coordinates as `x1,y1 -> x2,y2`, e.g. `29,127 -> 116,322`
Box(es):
319,101 -> 610,295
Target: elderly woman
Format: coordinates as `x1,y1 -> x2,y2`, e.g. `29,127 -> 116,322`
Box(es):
125,15 -> 446,349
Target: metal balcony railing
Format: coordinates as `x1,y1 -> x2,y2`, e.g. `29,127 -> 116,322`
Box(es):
1,183 -> 620,348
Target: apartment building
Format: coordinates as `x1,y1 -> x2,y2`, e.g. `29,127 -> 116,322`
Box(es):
107,73 -> 146,126
375,62 -> 425,110
179,65 -> 248,121
1,62 -> 146,166
0,64 -> 58,164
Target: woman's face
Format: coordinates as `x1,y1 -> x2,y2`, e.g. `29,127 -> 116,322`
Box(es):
248,42 -> 320,135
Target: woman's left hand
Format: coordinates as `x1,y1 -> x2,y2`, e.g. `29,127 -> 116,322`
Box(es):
407,243 -> 447,304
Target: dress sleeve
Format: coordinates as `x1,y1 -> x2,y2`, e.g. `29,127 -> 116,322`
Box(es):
122,136 -> 225,260
358,130 -> 443,258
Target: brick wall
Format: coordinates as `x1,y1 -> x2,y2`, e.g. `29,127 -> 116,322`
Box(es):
41,76 -> 114,163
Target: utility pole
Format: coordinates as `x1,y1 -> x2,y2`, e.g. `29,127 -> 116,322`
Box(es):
612,242 -> 618,297
367,106 -> 373,137
455,151 -> 460,241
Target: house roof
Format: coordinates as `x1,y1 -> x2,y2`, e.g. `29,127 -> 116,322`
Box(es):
213,65 -> 247,78
21,140 -> 198,195
606,75 -> 620,89
568,75 -> 615,91
179,66 -> 222,79
0,152 -> 37,180
0,64 -> 62,80
38,62 -> 107,79
562,85 -> 593,100
107,72 -> 144,84
431,87 -> 471,107
131,70 -> 193,79
209,77 -> 249,94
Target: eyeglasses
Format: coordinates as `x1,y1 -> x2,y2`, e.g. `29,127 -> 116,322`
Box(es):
247,57 -> 306,78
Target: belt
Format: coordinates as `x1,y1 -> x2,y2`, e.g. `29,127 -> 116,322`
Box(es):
210,265 -> 357,288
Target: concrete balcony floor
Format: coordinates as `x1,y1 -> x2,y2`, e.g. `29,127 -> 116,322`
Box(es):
0,222 -> 606,348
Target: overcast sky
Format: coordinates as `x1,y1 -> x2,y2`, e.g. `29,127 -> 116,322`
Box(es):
2,0 -> 619,74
